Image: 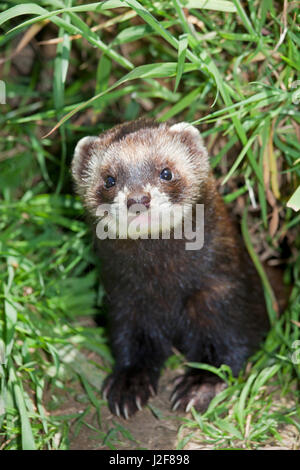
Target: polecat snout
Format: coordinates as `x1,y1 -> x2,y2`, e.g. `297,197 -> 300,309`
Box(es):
71,118 -> 269,419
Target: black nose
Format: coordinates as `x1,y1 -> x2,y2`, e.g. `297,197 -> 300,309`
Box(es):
127,193 -> 151,210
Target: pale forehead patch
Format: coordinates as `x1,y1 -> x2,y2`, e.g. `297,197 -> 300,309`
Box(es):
75,125 -> 209,193
101,138 -> 151,168
98,127 -> 208,179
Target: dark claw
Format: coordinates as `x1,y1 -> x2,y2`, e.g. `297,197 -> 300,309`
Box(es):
102,368 -> 158,419
170,371 -> 226,413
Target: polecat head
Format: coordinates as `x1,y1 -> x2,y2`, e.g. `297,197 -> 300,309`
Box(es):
71,119 -> 209,238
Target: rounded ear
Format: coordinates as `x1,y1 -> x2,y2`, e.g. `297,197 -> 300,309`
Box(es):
169,122 -> 200,135
169,122 -> 207,161
71,136 -> 100,187
169,122 -> 204,145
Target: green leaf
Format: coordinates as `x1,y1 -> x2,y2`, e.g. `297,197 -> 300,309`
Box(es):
232,0 -> 257,36
222,133 -> 258,185
184,0 -> 237,12
2,3 -> 133,70
241,207 -> 278,323
287,186 -> 300,212
8,360 -> 36,450
94,53 -> 112,112
175,34 -> 188,92
251,365 -> 280,396
56,345 -> 105,389
0,3 -> 47,25
124,0 -> 202,68
235,373 -> 257,432
53,18 -> 70,111
214,417 -> 243,439
4,283 -> 17,360
160,86 -> 201,121
112,24 -> 155,45
0,1 -> 125,27
44,62 -> 199,136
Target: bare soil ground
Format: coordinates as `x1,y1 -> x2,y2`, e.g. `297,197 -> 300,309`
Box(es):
48,365 -> 299,450
50,368 -> 183,450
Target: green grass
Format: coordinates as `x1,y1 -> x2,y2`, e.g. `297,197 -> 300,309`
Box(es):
0,0 -> 299,450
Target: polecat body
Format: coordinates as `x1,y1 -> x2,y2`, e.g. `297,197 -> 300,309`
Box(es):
71,119 -> 269,418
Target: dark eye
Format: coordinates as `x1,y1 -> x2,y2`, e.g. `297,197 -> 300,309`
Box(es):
160,168 -> 172,181
104,176 -> 116,189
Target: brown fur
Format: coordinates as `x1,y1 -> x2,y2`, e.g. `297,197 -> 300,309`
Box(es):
71,119 -> 269,418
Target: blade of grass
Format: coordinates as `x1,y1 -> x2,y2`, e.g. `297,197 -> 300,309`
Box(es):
8,359 -> 36,450
2,3 -> 134,71
174,34 -> 188,92
287,186 -> 300,212
241,206 -> 278,322
234,372 -> 257,433
124,0 -> 203,68
0,1 -> 125,28
172,0 -> 192,35
222,133 -> 264,185
43,62 -> 199,137
4,285 -> 17,360
53,10 -> 70,194
257,118 -> 270,228
185,0 -> 237,12
160,86 -> 201,121
232,0 -> 257,36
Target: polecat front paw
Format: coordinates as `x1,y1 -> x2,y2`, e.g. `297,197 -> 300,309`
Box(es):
170,371 -> 226,413
102,368 -> 157,419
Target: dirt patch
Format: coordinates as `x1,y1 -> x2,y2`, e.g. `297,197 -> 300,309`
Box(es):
47,364 -> 299,450
48,367 -> 185,450
45,329 -> 299,451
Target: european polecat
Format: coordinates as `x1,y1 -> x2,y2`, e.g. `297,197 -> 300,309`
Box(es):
71,118 -> 269,419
